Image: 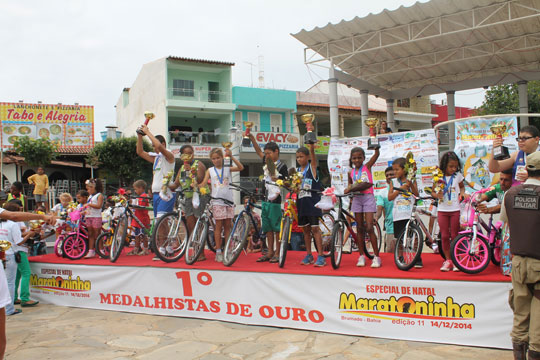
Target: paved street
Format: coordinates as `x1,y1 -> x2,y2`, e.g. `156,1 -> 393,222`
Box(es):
5,304 -> 511,359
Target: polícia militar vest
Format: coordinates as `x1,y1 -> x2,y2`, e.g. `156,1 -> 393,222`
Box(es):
504,184 -> 540,260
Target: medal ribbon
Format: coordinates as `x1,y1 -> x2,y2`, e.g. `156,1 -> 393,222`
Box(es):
214,166 -> 224,184
443,174 -> 455,201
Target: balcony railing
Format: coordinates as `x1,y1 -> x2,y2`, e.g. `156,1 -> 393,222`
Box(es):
167,88 -> 231,103
169,131 -> 230,145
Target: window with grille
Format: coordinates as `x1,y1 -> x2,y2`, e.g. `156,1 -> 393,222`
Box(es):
247,112 -> 260,132
270,114 -> 282,132
173,79 -> 194,97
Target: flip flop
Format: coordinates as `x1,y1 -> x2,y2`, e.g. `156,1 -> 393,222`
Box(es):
269,256 -> 279,263
256,255 -> 270,262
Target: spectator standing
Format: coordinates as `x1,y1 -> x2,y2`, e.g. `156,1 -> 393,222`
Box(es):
27,167 -> 49,210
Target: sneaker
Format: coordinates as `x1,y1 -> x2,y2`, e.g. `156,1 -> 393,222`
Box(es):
453,265 -> 461,272
301,254 -> 314,265
371,256 -> 382,268
414,258 -> 424,269
432,242 -> 439,254
440,260 -> 452,272
314,255 -> 326,267
215,252 -> 223,262
356,255 -> 366,267
84,250 -> 95,259
152,256 -> 160,261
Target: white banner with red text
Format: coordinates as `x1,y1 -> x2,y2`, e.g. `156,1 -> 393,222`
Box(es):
29,263 -> 512,349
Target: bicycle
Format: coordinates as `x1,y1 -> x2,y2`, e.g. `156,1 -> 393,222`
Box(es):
53,211 -> 72,257
150,189 -> 190,263
222,184 -> 263,266
263,181 -> 335,268
184,195 -> 234,265
450,187 -> 503,274
61,209 -> 89,260
109,194 -> 155,263
329,192 -> 382,269
393,188 -> 443,271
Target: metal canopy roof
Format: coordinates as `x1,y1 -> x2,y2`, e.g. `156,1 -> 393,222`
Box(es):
292,0 -> 540,99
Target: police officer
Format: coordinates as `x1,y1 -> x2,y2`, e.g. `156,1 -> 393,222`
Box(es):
500,151 -> 540,360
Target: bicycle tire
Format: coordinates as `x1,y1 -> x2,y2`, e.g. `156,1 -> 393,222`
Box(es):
363,221 -> 382,260
490,232 -> 502,267
153,212 -> 189,263
62,234 -> 88,260
96,231 -> 113,259
330,221 -> 344,269
54,237 -> 64,257
223,213 -> 250,267
451,233 -> 490,274
394,222 -> 423,271
185,217 -> 208,265
278,216 -> 291,268
319,213 -> 335,257
110,214 -> 128,263
206,229 -> 217,253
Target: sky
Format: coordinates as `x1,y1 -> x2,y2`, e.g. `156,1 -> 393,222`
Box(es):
0,0 -> 486,137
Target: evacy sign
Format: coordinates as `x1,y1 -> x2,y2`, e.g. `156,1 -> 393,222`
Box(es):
0,102 -> 94,150
241,131 -> 300,153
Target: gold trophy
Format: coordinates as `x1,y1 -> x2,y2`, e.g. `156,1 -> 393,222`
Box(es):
222,141 -> 233,167
490,123 -> 510,160
180,153 -> 193,179
242,121 -> 254,147
365,118 -> 380,150
136,111 -> 155,135
0,240 -> 11,261
301,114 -> 317,145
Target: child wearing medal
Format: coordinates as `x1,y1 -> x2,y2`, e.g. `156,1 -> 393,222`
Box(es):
344,146 -> 381,268
296,145 -> 325,267
432,151 -> 466,272
199,147 -> 244,263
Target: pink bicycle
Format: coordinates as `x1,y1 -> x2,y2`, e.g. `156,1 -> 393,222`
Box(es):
54,210 -> 72,257
60,209 -> 89,260
450,187 -> 503,274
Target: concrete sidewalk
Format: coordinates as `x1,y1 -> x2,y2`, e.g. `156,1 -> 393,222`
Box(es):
5,304 -> 511,359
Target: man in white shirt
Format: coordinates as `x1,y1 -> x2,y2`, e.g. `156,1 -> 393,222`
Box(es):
136,124 -> 176,218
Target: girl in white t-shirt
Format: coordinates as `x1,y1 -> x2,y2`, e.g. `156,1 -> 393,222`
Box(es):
84,179 -> 104,258
198,147 -> 244,263
433,152 -> 467,272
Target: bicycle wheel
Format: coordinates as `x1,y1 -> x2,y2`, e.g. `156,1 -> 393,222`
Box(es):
206,227 -> 217,253
330,221 -> 344,269
62,234 -> 88,260
110,214 -> 128,263
363,221 -> 382,259
319,213 -> 334,257
394,222 -> 423,271
185,217 -> 208,265
54,237 -> 64,257
451,234 -> 490,274
278,216 -> 291,268
490,232 -> 502,266
223,213 -> 250,267
96,231 -> 113,259
153,212 -> 189,263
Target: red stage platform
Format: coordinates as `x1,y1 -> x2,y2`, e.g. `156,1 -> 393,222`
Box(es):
30,250 -> 510,283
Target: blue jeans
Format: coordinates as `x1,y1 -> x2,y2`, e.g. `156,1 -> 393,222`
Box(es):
4,254 -> 17,315
290,232 -> 304,251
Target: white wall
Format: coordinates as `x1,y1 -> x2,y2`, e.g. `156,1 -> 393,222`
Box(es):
116,58 -> 168,138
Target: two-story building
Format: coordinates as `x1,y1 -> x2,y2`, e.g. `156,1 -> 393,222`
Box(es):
232,86 -> 298,178
116,56 -> 236,159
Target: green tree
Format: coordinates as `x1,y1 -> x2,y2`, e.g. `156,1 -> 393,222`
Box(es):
88,136 -> 153,187
13,137 -> 58,167
479,81 -> 540,129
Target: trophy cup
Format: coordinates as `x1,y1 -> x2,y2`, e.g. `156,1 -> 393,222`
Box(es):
490,123 -> 510,160
301,114 -> 317,145
365,118 -> 380,150
180,153 -> 193,179
222,141 -> 233,167
136,111 -> 155,135
242,121 -> 254,147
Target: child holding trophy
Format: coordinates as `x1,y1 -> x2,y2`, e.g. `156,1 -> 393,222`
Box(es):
198,147 -> 244,262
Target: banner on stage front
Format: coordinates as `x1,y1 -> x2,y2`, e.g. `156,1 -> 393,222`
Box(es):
453,116 -> 518,191
29,262 -> 512,349
327,129 -> 439,197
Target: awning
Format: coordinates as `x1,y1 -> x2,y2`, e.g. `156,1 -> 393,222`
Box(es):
293,0 -> 540,99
